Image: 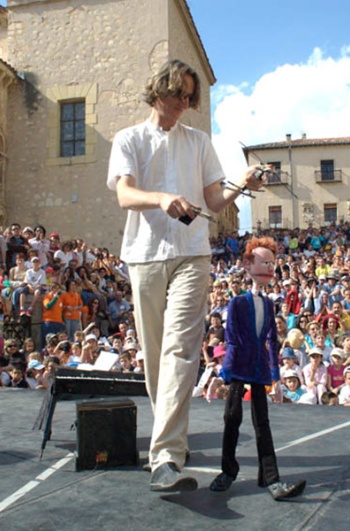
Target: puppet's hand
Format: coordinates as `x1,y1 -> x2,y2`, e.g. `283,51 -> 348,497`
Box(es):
206,377 -> 225,403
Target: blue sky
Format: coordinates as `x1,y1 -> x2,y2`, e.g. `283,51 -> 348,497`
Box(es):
188,0 -> 350,87
2,0 -> 350,230
187,0 -> 350,230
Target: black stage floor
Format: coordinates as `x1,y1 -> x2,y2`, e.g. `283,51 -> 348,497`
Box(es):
1,388 -> 350,531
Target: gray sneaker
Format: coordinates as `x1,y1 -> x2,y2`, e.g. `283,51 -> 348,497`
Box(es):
268,480 -> 306,501
150,462 -> 197,492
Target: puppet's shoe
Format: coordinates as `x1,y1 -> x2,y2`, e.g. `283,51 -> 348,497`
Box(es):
268,479 -> 306,501
210,472 -> 235,492
150,462 -> 197,492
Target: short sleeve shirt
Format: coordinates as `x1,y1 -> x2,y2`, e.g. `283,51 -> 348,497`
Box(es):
107,120 -> 224,263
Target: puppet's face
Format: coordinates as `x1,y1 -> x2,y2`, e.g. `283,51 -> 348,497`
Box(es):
245,247 -> 275,286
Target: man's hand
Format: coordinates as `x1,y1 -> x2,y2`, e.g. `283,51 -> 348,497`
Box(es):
206,376 -> 225,403
159,192 -> 200,220
242,164 -> 272,191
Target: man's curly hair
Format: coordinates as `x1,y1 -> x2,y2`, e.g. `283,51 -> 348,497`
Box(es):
143,59 -> 200,109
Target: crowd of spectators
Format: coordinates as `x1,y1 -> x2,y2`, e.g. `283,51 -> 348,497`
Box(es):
1,220 -> 350,406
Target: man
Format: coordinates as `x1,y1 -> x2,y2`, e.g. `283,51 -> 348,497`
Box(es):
331,301 -> 350,331
42,282 -> 65,341
6,223 -> 29,270
107,59 -> 264,492
207,236 -> 306,501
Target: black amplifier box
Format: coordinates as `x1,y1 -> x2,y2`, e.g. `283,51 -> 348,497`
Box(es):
76,397 -> 138,471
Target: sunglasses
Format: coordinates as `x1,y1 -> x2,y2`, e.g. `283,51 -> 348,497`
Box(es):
172,88 -> 195,104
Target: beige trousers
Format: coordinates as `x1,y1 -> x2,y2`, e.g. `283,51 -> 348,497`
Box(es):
129,255 -> 210,471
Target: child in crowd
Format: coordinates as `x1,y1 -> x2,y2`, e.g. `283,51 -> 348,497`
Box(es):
134,350 -> 145,373
302,347 -> 327,404
281,369 -> 307,403
119,352 -> 133,372
321,391 -> 339,406
280,346 -> 304,385
26,359 -> 46,389
313,332 -> 332,365
21,337 -> 36,361
327,348 -> 346,395
8,365 -> 29,388
338,367 -> 350,405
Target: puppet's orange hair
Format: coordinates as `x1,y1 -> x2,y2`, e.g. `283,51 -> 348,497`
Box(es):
243,236 -> 277,262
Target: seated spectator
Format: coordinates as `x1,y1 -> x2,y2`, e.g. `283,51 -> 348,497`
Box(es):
302,347 -> 328,404
54,240 -> 77,268
122,341 -> 139,368
285,288 -> 302,315
342,286 -> 350,314
320,391 -> 339,406
338,367 -> 350,405
205,312 -> 225,344
7,253 -> 28,309
48,232 -> 61,263
26,359 -> 46,389
54,339 -> 76,366
315,257 -> 331,279
301,277 -> 318,315
76,266 -> 100,304
210,296 -> 229,326
74,238 -> 96,267
323,270 -> 342,307
80,333 -> 100,365
279,346 -> 304,385
321,313 -> 343,347
6,223 -> 29,271
297,314 -> 309,335
278,301 -> 297,330
327,348 -> 346,395
268,282 -> 284,313
331,301 -> 350,331
119,351 -> 133,372
313,332 -> 332,365
304,321 -> 321,350
286,328 -> 309,368
83,297 -> 109,337
6,364 -> 29,388
281,369 -> 307,403
21,337 -> 36,361
107,289 -> 131,329
275,315 -> 288,350
133,350 -> 145,373
28,225 -> 50,268
314,290 -> 332,320
15,256 -> 47,316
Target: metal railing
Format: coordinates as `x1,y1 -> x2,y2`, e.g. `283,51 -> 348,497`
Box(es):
315,169 -> 342,183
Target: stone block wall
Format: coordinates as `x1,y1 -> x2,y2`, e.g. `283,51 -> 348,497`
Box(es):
4,0 -> 214,252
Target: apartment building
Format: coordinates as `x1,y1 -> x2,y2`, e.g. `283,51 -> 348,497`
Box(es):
243,135 -> 350,231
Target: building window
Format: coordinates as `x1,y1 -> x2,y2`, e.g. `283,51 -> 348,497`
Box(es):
60,101 -> 86,157
269,206 -> 282,227
324,203 -> 337,224
266,161 -> 281,183
320,160 -> 334,181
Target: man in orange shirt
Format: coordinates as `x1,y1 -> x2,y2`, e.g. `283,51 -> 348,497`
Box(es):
60,279 -> 84,340
42,282 -> 66,342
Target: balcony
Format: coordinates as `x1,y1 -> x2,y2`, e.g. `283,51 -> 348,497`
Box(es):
315,169 -> 342,183
264,170 -> 289,186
